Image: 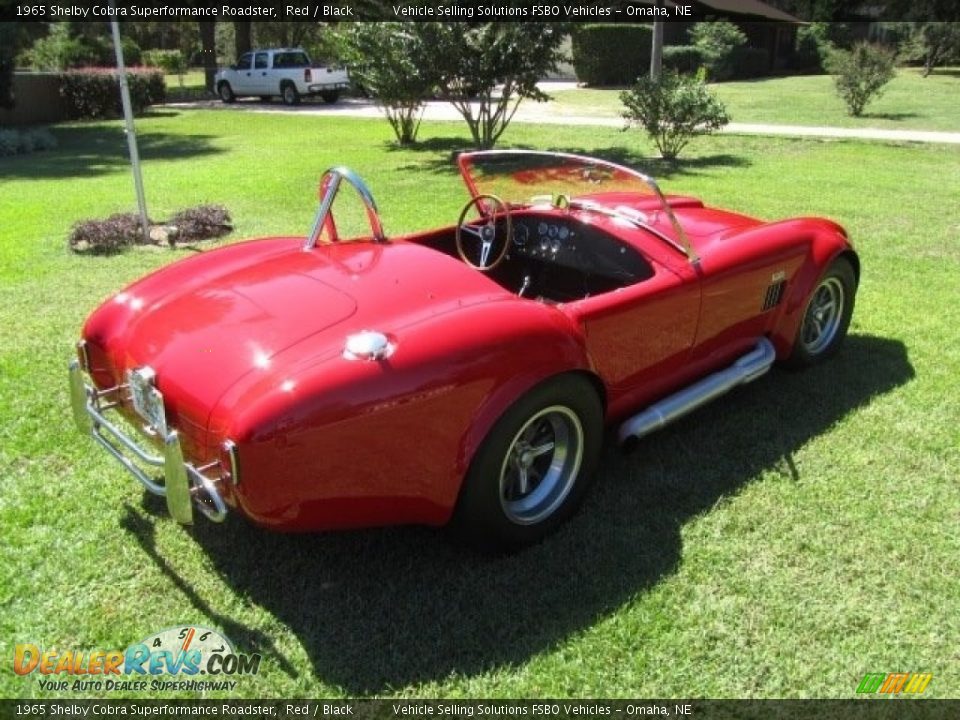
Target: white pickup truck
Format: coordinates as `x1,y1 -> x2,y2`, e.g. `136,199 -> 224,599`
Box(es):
215,48 -> 349,105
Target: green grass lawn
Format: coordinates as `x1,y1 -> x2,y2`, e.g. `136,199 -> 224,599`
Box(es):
542,67 -> 960,131
1,111 -> 959,699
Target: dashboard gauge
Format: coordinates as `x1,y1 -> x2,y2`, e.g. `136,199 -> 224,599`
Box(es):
513,224 -> 529,247
548,225 -> 558,238
550,237 -> 561,254
537,222 -> 548,236
539,235 -> 550,252
558,226 -> 569,240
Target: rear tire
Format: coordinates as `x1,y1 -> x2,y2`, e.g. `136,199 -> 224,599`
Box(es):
217,82 -> 235,103
281,82 -> 300,106
448,375 -> 603,553
785,257 -> 856,368
320,90 -> 340,104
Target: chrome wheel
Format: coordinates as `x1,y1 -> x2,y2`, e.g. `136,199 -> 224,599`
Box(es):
801,276 -> 845,355
499,406 -> 584,525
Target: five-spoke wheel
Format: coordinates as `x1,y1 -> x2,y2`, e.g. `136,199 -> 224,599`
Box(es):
449,375 -> 602,552
787,257 -> 856,367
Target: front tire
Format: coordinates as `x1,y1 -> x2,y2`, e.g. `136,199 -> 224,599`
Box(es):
217,82 -> 235,103
449,375 -> 603,553
281,82 -> 300,106
786,257 -> 856,368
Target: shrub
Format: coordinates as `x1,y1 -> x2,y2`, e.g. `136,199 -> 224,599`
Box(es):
826,42 -> 896,116
571,24 -> 651,86
69,213 -> 149,254
59,68 -> 166,120
662,45 -> 706,74
24,25 -> 142,70
0,127 -> 58,156
621,69 -> 730,160
143,49 -> 187,76
689,20 -> 747,81
170,205 -> 232,242
792,22 -> 832,72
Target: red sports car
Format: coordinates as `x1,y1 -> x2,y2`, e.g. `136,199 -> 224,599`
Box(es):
69,151 -> 858,550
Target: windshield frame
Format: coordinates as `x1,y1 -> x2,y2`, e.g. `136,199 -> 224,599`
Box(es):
457,150 -> 696,263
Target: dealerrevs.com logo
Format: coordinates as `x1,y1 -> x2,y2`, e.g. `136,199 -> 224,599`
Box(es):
14,626 -> 261,692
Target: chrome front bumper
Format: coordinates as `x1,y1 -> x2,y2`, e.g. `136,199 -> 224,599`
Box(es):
68,359 -> 229,524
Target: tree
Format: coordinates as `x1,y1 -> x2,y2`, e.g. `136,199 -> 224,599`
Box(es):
903,23 -> 960,76
0,23 -> 20,110
621,69 -> 730,160
419,22 -> 567,149
337,23 -> 436,145
198,21 -> 217,92
234,21 -> 252,58
826,42 -> 896,116
689,20 -> 747,81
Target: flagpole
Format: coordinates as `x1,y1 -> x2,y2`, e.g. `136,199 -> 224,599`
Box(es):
109,2 -> 150,244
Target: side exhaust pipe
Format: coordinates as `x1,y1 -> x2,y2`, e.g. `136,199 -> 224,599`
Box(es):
618,338 -> 776,447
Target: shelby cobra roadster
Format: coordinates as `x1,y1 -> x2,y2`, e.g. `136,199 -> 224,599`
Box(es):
69,151 -> 858,550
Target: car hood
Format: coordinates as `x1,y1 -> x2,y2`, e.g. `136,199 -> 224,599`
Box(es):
84,237 -> 505,427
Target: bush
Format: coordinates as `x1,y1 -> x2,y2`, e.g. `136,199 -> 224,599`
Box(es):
59,68 -> 166,120
662,45 -> 706,74
792,22 -> 832,72
621,69 -> 729,160
729,46 -> 769,79
69,205 -> 233,253
24,25 -> 142,70
689,20 -> 747,81
69,213 -> 149,254
826,42 -> 896,116
143,49 -> 187,76
170,204 -> 232,242
0,127 -> 58,156
572,24 -> 651,86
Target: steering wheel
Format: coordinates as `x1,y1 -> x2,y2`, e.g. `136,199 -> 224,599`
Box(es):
455,194 -> 512,272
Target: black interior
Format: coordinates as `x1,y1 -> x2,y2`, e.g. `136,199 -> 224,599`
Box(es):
417,211 -> 654,303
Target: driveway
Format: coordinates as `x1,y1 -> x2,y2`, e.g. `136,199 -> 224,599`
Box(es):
167,83 -> 960,145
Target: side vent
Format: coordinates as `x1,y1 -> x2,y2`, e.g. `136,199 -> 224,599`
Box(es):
762,276 -> 786,311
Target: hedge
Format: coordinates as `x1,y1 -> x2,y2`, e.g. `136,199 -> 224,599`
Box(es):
59,68 -> 165,120
662,45 -> 706,74
571,24 -> 652,86
729,47 -> 770,79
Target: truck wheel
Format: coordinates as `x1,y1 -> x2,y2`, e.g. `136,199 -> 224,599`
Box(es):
281,82 -> 300,106
448,374 -> 603,553
217,82 -> 235,103
320,90 -> 340,104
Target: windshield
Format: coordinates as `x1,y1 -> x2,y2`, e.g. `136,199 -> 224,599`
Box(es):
458,150 -> 694,260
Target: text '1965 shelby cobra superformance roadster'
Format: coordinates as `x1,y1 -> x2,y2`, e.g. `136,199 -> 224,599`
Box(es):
69,151 -> 858,550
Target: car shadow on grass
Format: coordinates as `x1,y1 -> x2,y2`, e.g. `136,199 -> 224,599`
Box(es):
123,333 -> 912,694
0,123 -> 224,180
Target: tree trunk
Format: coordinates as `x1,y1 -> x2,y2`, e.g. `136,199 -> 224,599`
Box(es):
198,21 -> 217,93
234,22 -> 252,58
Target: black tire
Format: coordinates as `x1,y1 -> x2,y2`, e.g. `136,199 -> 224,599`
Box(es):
258,96 -> 271,103
448,374 -> 603,553
217,82 -> 235,104
280,82 -> 300,106
320,90 -> 340,104
785,256 -> 857,368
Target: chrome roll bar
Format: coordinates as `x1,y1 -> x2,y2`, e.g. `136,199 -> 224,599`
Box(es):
304,166 -> 386,249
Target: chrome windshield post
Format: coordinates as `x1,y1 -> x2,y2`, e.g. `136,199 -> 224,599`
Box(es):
304,166 -> 386,250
